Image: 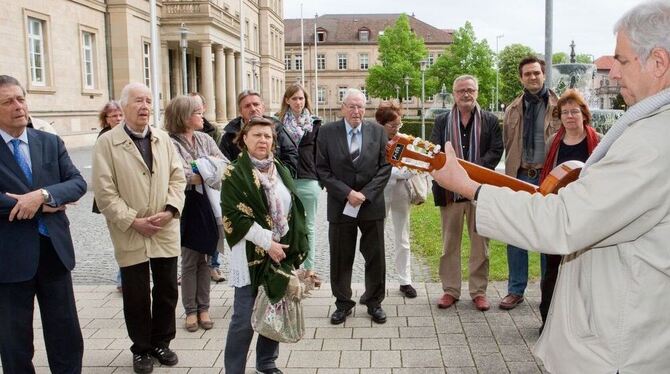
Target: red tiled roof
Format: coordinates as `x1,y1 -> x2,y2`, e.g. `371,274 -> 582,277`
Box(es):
594,56 -> 615,70
284,14 -> 453,45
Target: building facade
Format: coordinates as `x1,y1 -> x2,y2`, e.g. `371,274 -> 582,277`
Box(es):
592,55 -> 622,109
284,14 -> 453,122
1,0 -> 284,147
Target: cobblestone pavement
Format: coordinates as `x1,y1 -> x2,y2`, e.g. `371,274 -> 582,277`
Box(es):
0,145 -> 548,374
67,146 -> 432,286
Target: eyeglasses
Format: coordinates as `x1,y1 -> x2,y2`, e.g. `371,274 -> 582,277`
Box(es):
455,88 -> 477,96
560,109 -> 582,117
344,104 -> 365,111
385,122 -> 403,128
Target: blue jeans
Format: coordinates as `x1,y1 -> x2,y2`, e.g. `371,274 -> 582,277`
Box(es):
506,169 -> 545,295
209,252 -> 220,269
224,285 -> 279,373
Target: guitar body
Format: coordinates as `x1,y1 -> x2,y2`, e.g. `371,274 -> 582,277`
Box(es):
386,134 -> 584,195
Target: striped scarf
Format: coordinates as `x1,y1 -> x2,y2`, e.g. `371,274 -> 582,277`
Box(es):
583,87 -> 670,173
446,103 -> 482,201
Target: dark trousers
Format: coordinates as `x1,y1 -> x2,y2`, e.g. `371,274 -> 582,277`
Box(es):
539,254 -> 563,324
329,219 -> 386,311
224,285 -> 279,374
120,257 -> 178,354
0,235 -> 83,374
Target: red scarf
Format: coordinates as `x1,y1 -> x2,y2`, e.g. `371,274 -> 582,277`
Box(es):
539,125 -> 600,183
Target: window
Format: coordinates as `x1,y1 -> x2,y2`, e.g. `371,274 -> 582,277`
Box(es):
338,87 -> 348,102
27,17 -> 46,86
81,31 -> 96,89
428,53 -> 435,67
285,55 -> 291,70
253,24 -> 258,52
426,95 -> 434,102
317,30 -> 326,42
360,86 -> 369,102
358,29 -> 369,41
143,42 -> 151,87
317,87 -> 326,104
337,53 -> 348,70
317,54 -> 325,70
295,55 -> 302,70
359,53 -> 369,70
245,19 -> 250,45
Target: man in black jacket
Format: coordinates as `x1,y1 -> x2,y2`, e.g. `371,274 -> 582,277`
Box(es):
430,75 -> 503,312
218,90 -> 298,176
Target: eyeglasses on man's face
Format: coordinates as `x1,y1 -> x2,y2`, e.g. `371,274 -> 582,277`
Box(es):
455,88 -> 477,96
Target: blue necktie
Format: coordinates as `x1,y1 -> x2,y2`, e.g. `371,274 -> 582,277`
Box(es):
350,128 -> 360,162
10,139 -> 49,236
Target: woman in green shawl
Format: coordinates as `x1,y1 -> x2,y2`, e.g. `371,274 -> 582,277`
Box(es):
222,116 -> 308,374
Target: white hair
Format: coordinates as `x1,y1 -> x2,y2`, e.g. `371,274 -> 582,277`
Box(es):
614,1 -> 670,60
341,88 -> 366,105
452,74 -> 479,91
118,82 -> 151,107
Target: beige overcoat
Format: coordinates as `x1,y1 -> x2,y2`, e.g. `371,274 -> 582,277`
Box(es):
92,124 -> 186,267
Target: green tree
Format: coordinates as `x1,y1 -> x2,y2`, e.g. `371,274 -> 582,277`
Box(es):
427,22 -> 496,109
575,53 -> 594,63
498,44 -> 536,106
552,52 -> 568,64
366,14 -> 427,100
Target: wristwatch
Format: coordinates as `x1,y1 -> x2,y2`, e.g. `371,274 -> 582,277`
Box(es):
40,188 -> 51,204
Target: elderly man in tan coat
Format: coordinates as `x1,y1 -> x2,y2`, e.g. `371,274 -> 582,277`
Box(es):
92,83 -> 185,374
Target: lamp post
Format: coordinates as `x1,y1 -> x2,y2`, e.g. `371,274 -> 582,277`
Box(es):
440,83 -> 447,108
420,59 -> 427,139
179,23 -> 189,95
495,34 -> 504,112
395,85 -> 400,101
247,57 -> 259,90
403,75 -> 410,114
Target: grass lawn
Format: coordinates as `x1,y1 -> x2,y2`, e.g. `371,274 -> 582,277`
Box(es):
410,194 -> 542,282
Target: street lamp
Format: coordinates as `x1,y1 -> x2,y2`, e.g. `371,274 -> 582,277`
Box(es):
495,34 -> 504,112
179,23 -> 189,95
420,59 -> 428,139
440,83 -> 448,108
247,57 -> 259,90
395,85 -> 400,101
403,76 -> 410,114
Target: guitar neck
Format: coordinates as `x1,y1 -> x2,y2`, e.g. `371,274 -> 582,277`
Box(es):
456,158 -> 538,194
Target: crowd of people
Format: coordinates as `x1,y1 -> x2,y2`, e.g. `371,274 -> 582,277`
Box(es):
1,2 -> 669,373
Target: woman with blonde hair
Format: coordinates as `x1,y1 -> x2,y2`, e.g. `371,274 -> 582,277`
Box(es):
165,95 -> 228,332
276,84 -> 322,284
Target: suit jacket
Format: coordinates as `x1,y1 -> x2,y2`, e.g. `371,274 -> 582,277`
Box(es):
316,119 -> 391,223
0,128 -> 86,283
430,109 -> 504,206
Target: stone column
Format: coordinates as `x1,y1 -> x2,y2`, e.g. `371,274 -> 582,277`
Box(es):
200,41 -> 215,120
214,45 -> 226,122
234,52 -> 242,96
172,49 -> 182,95
161,42 -> 170,107
189,51 -> 197,93
226,49 -> 237,119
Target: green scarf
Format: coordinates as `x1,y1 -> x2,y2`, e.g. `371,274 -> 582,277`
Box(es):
221,151 -> 308,303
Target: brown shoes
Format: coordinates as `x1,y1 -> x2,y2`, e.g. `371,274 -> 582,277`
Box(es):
198,311 -> 214,330
499,294 -> 524,310
473,295 -> 490,311
185,314 -> 198,332
437,293 -> 458,309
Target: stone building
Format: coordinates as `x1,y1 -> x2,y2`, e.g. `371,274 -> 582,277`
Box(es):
1,0 -> 284,147
284,14 -> 453,121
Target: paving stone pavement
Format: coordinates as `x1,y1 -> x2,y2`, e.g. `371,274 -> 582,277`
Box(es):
1,146 -> 549,373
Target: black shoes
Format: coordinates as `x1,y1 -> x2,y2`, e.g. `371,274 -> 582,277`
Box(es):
133,353 -> 153,373
399,284 -> 417,298
330,308 -> 352,325
256,369 -> 283,374
150,347 -> 178,366
368,306 -> 387,324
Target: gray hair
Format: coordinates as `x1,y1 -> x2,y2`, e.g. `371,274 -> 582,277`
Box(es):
236,89 -> 262,109
0,75 -> 26,95
119,82 -> 150,107
452,75 -> 479,91
614,1 -> 670,60
342,88 -> 366,105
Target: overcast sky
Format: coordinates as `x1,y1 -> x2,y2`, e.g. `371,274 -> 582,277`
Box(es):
283,0 -> 642,60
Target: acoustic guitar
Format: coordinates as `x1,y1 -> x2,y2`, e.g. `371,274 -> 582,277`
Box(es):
386,134 -> 583,195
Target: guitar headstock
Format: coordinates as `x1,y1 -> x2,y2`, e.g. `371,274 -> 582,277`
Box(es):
386,133 -> 446,172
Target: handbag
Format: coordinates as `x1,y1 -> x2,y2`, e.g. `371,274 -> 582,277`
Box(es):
251,284 -> 305,343
406,173 -> 429,205
180,187 -> 219,255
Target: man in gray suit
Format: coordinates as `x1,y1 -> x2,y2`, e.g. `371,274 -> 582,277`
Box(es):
316,88 -> 391,325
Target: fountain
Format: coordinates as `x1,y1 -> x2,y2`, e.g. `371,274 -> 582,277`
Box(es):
551,41 -> 623,133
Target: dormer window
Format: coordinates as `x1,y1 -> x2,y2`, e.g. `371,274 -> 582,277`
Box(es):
358,28 -> 370,42
317,28 -> 327,42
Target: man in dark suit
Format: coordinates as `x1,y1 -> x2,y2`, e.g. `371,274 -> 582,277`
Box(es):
0,75 -> 86,373
316,88 -> 391,325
